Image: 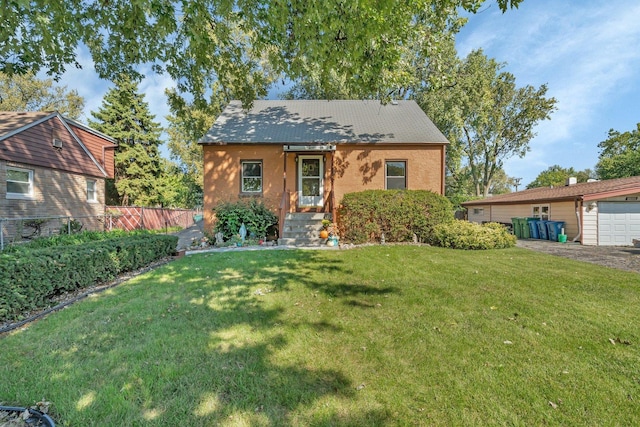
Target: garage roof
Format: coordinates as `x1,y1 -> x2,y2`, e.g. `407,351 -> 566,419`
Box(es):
462,176 -> 640,206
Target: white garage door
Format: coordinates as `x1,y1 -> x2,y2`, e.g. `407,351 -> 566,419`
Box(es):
598,202 -> 640,246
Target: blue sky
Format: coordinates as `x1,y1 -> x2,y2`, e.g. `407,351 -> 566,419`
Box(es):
55,0 -> 640,187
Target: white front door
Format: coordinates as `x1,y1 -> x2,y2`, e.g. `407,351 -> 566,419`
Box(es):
298,155 -> 324,207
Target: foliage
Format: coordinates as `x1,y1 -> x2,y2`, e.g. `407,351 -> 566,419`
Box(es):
89,76 -> 163,206
0,72 -> 84,119
595,123 -> 640,179
430,220 -> 516,249
0,234 -> 177,321
526,165 -> 595,189
1,1 -> 522,114
212,199 -> 278,241
2,229 -> 143,253
165,88 -> 226,200
58,219 -> 84,235
155,159 -> 203,209
339,190 -> 454,244
416,49 -> 556,197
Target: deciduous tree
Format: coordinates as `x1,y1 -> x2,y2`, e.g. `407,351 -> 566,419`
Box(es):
417,49 -> 556,197
1,0 -> 522,111
0,72 -> 84,119
527,165 -> 594,189
595,124 -> 640,179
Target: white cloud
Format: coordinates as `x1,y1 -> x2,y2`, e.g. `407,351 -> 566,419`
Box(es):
457,0 -> 640,184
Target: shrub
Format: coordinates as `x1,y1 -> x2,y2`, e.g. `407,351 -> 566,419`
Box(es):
2,229 -> 141,253
430,220 -> 516,250
212,199 -> 278,241
339,190 -> 454,244
0,234 -> 177,322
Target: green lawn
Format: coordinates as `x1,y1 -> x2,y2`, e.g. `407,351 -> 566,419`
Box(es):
1,246 -> 639,426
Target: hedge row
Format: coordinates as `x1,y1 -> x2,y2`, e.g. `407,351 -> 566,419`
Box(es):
2,229 -> 147,253
0,234 -> 178,322
339,190 -> 454,244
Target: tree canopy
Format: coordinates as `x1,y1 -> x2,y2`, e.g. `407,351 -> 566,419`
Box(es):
526,165 -> 594,189
416,49 -> 556,197
2,0 -> 522,109
595,124 -> 640,180
0,72 -> 84,119
89,76 -> 164,206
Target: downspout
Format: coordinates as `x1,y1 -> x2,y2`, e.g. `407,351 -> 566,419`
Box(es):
573,198 -> 582,243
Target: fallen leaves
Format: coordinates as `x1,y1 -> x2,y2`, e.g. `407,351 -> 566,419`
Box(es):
609,337 -> 632,345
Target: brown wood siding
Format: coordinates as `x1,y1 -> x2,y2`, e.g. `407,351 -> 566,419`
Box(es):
0,117 -> 105,178
69,124 -> 117,178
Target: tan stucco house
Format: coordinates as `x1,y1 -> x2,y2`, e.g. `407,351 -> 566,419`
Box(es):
199,100 -> 448,239
1,111 -> 117,238
462,176 -> 640,246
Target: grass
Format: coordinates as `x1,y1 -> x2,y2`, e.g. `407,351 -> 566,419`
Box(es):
1,245 -> 639,426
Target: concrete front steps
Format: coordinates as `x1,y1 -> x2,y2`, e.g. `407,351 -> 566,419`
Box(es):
278,212 -> 328,247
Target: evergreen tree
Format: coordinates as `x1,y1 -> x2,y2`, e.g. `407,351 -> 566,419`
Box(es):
89,76 -> 163,206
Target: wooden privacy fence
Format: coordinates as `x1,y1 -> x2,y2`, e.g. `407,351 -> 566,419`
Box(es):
105,206 -> 201,231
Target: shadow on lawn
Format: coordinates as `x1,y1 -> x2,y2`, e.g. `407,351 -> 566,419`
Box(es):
18,249 -> 398,425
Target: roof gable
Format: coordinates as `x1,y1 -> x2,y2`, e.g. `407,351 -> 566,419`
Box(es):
200,100 -> 449,145
462,176 -> 640,206
0,111 -> 115,178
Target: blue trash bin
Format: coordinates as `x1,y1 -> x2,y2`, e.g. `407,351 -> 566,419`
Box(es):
537,220 -> 549,240
547,221 -> 566,242
528,219 -> 540,239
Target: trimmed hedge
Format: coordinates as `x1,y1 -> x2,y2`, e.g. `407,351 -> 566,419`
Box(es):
2,229 -> 138,253
0,234 -> 178,322
430,220 -> 516,250
339,190 -> 454,244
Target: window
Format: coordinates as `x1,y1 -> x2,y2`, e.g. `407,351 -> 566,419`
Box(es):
241,160 -> 262,193
473,208 -> 484,215
386,161 -> 406,189
87,179 -> 97,202
532,204 -> 550,220
6,167 -> 34,199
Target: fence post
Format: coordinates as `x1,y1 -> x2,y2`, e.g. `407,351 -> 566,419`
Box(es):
67,216 -> 71,234
0,218 -> 4,251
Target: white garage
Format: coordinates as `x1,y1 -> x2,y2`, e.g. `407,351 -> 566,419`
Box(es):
598,202 -> 640,246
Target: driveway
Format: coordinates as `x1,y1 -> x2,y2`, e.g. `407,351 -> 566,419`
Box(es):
516,239 -> 640,274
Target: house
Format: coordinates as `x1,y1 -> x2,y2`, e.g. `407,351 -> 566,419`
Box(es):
199,100 -> 448,242
462,176 -> 640,246
0,111 -> 117,238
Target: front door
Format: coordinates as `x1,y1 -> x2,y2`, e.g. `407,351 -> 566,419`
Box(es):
298,155 -> 324,208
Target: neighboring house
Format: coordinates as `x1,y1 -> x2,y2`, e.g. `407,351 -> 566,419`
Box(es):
0,111 -> 117,237
462,176 -> 640,246
199,100 -> 448,240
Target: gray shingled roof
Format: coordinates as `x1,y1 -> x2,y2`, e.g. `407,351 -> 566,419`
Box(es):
462,176 -> 640,205
199,100 -> 449,145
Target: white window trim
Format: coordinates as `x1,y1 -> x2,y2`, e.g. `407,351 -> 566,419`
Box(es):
6,166 -> 35,200
87,179 -> 98,203
241,160 -> 263,194
532,204 -> 550,220
385,160 -> 407,190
